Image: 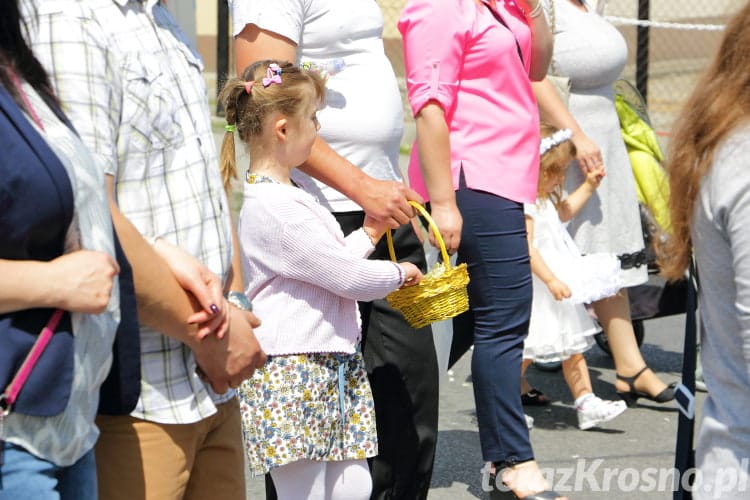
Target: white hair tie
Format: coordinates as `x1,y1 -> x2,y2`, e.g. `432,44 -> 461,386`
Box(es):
540,129 -> 573,155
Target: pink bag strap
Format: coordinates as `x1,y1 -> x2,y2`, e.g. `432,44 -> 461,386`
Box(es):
1,309 -> 64,415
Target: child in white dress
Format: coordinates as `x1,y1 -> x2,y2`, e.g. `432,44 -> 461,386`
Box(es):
218,60 -> 424,499
522,125 -> 627,430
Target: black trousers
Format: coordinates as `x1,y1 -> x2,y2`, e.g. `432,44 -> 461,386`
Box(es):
266,211 -> 439,500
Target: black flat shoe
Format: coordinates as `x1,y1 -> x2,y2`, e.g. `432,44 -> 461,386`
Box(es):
616,366 -> 676,408
521,388 -> 551,406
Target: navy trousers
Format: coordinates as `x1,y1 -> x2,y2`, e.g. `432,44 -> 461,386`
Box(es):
454,184 -> 534,466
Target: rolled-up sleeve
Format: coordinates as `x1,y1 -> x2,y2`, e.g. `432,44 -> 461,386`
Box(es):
398,0 -> 468,117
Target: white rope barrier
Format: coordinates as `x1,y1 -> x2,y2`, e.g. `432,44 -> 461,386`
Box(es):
604,16 -> 726,31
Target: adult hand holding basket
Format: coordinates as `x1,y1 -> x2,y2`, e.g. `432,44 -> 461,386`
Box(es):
385,202 -> 470,328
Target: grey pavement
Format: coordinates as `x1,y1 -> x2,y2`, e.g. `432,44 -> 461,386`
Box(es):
243,313 -> 697,499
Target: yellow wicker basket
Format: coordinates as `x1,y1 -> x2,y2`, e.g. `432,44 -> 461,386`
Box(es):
385,202 -> 470,329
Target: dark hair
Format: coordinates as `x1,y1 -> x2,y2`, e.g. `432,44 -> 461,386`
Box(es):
217,59 -> 326,192
0,0 -> 58,109
538,123 -> 577,204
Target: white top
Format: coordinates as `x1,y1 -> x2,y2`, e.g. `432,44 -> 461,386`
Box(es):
1,83 -> 120,466
239,182 -> 404,355
30,0 -> 234,424
230,0 -> 404,213
524,199 -> 621,304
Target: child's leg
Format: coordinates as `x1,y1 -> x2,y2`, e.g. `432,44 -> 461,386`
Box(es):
520,358 -> 533,393
561,354 -> 593,401
324,459 -> 372,500
270,459 -> 326,500
562,354 -> 628,430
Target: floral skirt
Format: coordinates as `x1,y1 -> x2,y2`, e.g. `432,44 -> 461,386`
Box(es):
237,350 -> 377,475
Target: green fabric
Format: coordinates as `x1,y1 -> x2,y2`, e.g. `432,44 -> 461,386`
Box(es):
615,94 -> 672,233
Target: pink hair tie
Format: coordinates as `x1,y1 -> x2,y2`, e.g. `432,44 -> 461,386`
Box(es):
245,81 -> 254,94
262,63 -> 283,87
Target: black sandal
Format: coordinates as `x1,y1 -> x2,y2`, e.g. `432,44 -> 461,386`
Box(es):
616,366 -> 676,407
521,388 -> 551,406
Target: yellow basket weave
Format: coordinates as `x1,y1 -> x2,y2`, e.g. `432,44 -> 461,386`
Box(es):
385,202 -> 470,329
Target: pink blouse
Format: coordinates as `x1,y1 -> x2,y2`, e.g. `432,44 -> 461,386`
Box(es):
398,0 -> 540,204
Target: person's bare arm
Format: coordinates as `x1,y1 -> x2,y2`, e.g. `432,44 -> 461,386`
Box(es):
107,177 -> 265,391
525,215 -> 570,300
518,0 -> 553,81
106,176 -> 207,341
414,102 -> 462,254
533,78 -> 603,172
557,163 -> 604,222
235,24 -> 421,227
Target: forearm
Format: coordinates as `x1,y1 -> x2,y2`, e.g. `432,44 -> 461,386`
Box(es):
0,260 -> 64,313
558,183 -> 596,222
298,137 -> 371,205
529,247 -> 557,285
108,197 -> 200,348
415,104 -> 454,208
533,79 -> 585,135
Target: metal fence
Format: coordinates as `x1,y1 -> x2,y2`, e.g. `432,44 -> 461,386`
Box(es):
378,0 -> 741,136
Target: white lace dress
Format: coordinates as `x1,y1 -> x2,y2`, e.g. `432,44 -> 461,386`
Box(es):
524,199 -> 622,362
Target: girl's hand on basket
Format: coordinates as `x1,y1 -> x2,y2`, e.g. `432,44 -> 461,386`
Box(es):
398,262 -> 424,287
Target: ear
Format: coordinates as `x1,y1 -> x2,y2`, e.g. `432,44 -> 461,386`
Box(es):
273,117 -> 288,143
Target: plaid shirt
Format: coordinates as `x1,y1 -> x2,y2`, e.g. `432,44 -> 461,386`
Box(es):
30,0 -> 234,423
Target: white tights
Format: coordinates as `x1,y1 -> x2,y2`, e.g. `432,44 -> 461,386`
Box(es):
269,459 -> 372,500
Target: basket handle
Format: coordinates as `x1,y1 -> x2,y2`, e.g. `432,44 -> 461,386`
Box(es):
386,201 -> 452,270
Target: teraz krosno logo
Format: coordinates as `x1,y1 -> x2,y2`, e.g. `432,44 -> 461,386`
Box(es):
481,459 -> 750,498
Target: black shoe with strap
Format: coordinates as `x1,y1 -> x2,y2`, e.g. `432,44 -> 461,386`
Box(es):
616,366 -> 676,407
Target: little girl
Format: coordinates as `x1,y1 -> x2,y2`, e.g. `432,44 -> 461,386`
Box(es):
218,60 -> 423,500
522,125 -> 627,431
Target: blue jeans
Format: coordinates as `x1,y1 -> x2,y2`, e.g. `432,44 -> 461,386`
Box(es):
0,442 -> 97,500
454,185 -> 534,465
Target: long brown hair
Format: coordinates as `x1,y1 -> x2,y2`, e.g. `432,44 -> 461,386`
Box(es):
217,60 -> 325,193
659,3 -> 750,280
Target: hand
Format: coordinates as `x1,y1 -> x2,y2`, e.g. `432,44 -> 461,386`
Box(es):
571,132 -> 603,174
428,202 -> 462,255
151,238 -> 226,337
356,177 -> 424,229
545,278 -> 572,301
585,163 -> 606,188
362,214 -> 390,245
398,262 -> 424,287
191,306 -> 265,393
49,250 -> 119,313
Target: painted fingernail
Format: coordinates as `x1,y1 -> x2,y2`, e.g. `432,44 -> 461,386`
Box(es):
210,304 -> 220,314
